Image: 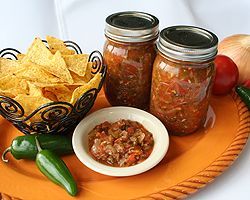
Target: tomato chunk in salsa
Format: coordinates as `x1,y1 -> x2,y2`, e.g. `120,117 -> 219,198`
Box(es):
88,120 -> 154,167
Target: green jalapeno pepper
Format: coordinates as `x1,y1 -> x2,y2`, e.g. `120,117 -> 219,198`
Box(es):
235,85 -> 250,109
35,137 -> 78,196
2,134 -> 73,162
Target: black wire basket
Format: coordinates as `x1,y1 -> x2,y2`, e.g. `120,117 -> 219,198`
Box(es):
0,41 -> 106,135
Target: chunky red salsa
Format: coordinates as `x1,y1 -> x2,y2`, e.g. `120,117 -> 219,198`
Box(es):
88,120 -> 154,167
103,39 -> 157,110
150,53 -> 214,135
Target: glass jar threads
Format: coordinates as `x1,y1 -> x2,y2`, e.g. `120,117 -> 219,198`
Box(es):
150,26 -> 218,135
103,11 -> 159,110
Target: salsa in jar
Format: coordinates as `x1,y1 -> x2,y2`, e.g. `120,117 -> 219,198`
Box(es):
103,12 -> 159,110
150,26 -> 218,135
88,120 -> 154,167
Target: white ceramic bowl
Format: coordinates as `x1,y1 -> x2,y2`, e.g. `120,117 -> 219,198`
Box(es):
72,106 -> 169,177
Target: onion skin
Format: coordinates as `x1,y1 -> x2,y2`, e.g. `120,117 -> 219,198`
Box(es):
218,34 -> 250,84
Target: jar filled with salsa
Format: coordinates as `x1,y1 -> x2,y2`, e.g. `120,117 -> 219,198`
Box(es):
150,26 -> 218,135
103,11 -> 159,110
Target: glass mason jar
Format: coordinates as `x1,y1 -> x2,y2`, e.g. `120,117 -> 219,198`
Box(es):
103,11 -> 159,110
150,26 -> 218,136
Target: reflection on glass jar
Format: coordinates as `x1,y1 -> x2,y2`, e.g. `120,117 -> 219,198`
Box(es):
150,26 -> 218,136
103,11 -> 159,110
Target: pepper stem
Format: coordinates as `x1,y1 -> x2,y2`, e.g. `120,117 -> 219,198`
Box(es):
35,136 -> 42,152
1,147 -> 11,163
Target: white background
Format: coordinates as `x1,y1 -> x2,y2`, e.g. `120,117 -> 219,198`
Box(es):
0,0 -> 250,199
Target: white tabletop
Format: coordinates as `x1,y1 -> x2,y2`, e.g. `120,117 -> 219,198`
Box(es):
0,0 -> 250,199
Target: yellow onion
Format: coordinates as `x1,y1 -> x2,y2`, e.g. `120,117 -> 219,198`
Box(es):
218,34 -> 250,83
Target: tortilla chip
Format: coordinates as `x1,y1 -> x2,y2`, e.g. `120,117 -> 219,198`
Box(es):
42,90 -> 58,101
63,54 -> 89,76
14,62 -> 62,84
0,58 -> 22,74
42,85 -> 72,102
28,82 -> 43,97
0,90 -> 16,98
46,36 -> 75,55
68,62 -> 93,84
22,37 -> 53,65
70,71 -> 88,85
16,54 -> 25,61
21,38 -> 73,83
0,76 -> 28,97
14,94 -> 51,117
70,73 -> 101,104
50,51 -> 73,83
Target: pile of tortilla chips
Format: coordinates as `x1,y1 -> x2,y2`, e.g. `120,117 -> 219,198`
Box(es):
0,36 -> 101,118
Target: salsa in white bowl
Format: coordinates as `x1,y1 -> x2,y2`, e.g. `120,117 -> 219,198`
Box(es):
72,106 -> 169,177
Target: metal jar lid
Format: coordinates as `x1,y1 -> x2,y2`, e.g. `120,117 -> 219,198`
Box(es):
105,11 -> 159,43
157,26 -> 218,62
